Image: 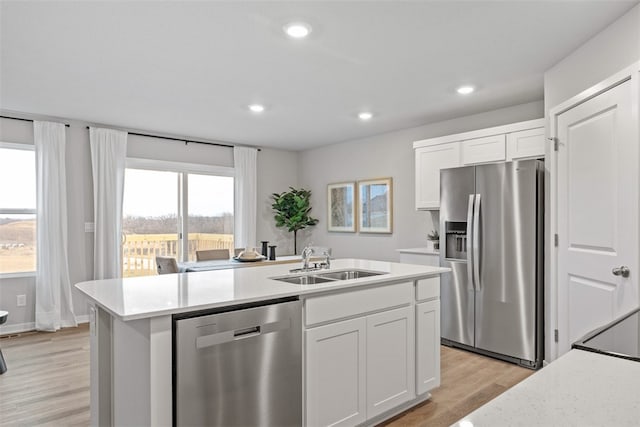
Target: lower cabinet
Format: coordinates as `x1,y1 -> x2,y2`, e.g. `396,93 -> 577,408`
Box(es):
305,306 -> 415,426
416,300 -> 441,394
305,280 -> 439,427
306,318 -> 367,427
366,306 -> 415,418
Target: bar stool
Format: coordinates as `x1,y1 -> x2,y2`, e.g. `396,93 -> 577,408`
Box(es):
0,310 -> 7,374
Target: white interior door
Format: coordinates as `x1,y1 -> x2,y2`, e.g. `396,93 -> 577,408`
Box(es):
557,78 -> 638,356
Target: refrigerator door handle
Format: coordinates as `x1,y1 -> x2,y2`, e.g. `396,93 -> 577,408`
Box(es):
466,194 -> 475,291
473,194 -> 481,291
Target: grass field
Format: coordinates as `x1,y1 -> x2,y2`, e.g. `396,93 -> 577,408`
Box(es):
0,219 -> 36,273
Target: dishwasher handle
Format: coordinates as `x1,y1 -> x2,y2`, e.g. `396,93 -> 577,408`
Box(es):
195,318 -> 291,349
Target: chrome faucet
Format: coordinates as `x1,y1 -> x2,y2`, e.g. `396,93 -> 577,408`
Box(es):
301,246 -> 314,270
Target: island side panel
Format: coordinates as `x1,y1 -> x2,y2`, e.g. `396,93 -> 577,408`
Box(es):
150,315 -> 172,426
90,304 -> 113,427
111,314 -> 172,426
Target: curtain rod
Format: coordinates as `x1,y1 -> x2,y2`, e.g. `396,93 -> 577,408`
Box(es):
1,115 -> 70,127
84,126 -> 261,151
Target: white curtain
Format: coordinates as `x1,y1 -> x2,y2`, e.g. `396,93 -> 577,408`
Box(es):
34,121 -> 77,331
89,127 -> 127,280
234,146 -> 258,250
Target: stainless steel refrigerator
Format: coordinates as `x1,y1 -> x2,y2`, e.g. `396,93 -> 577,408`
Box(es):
439,159 -> 544,369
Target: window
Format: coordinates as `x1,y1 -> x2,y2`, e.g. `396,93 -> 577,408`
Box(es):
122,160 -> 234,277
0,143 -> 36,275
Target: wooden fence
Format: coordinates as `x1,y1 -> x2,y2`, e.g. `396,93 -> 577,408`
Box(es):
122,233 -> 234,277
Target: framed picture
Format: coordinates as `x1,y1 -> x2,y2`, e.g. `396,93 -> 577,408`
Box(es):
327,182 -> 356,232
358,177 -> 393,233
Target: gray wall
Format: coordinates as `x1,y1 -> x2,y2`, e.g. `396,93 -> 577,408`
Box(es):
298,100 -> 544,262
0,114 -> 299,332
256,148 -> 299,256
544,4 -> 640,111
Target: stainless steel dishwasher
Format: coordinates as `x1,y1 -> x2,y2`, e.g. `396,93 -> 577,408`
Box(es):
173,297 -> 302,426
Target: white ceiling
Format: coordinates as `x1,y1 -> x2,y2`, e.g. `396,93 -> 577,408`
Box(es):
1,1 -> 637,151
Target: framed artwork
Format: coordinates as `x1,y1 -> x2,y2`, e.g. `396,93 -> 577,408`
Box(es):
327,182 -> 356,232
358,177 -> 393,233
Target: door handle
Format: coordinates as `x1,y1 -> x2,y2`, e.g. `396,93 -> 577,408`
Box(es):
466,194 -> 475,291
195,319 -> 290,349
472,194 -> 481,290
612,266 -> 630,278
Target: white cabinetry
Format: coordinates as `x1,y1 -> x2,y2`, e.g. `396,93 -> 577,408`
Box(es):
415,142 -> 460,209
416,299 -> 440,394
415,277 -> 441,395
304,281 -> 424,426
507,127 -> 546,160
306,318 -> 367,427
413,119 -> 544,210
366,306 -> 414,417
461,134 -> 506,165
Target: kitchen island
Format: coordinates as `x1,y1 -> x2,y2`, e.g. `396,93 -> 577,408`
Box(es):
76,258 -> 449,426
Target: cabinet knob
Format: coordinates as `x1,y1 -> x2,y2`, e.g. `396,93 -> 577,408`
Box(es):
612,266 -> 630,278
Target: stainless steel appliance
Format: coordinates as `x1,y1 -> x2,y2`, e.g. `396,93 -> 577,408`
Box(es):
174,297 -> 302,426
439,159 -> 544,368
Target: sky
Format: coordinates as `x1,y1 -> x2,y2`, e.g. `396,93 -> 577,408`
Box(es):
0,147 -> 36,210
0,148 -> 233,218
123,169 -> 233,217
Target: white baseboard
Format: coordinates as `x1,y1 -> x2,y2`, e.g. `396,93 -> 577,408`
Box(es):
0,314 -> 90,336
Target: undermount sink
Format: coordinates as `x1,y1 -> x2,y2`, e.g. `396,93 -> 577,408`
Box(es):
270,269 -> 387,285
272,275 -> 336,285
315,269 -> 386,281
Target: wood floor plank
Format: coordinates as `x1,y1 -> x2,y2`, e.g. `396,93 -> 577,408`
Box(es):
0,324 -> 533,426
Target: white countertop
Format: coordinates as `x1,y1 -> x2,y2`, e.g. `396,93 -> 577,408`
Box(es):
452,349 -> 640,427
397,247 -> 440,255
76,258 -> 449,321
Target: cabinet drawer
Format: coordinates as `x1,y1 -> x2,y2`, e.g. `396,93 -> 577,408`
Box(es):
416,277 -> 440,301
461,134 -> 506,165
305,282 -> 413,326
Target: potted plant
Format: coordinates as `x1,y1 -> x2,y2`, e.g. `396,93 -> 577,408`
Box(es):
427,230 -> 440,251
271,187 -> 319,254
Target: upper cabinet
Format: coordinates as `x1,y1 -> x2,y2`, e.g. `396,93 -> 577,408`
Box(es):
413,118 -> 545,210
507,127 -> 546,160
461,134 -> 506,165
415,142 -> 460,210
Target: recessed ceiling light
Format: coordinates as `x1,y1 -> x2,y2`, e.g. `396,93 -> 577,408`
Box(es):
248,104 -> 265,113
358,112 -> 373,121
284,22 -> 312,39
457,85 -> 475,95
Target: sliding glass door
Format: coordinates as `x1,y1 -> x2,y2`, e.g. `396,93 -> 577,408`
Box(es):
122,161 -> 234,277
122,169 -> 180,277
185,174 -> 234,261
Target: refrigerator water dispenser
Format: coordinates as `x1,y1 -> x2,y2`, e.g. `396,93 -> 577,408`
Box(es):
444,221 -> 467,260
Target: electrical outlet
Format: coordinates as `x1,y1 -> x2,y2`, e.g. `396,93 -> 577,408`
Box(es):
84,222 -> 95,233
17,294 -> 26,307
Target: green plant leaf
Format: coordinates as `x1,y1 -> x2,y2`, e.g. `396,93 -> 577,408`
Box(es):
271,187 -> 319,245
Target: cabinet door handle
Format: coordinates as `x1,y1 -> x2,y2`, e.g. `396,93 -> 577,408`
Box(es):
612,266 -> 630,278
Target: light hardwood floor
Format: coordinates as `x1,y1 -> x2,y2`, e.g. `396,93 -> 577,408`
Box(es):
0,325 -> 533,426
0,324 -> 90,426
